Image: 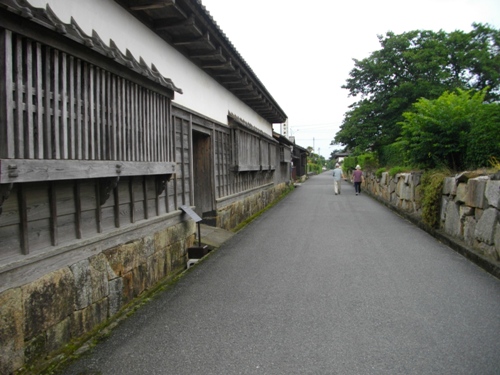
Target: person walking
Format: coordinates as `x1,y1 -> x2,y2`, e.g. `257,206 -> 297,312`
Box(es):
352,164 -> 364,195
332,163 -> 345,195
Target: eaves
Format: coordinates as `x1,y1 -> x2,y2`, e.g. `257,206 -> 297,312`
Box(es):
114,0 -> 288,124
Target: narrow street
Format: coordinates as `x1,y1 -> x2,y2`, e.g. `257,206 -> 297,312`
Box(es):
61,172 -> 500,375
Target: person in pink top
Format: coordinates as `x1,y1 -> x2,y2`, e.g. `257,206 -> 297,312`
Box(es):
352,164 -> 364,195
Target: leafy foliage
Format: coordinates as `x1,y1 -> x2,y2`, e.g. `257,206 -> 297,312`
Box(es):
388,166 -> 409,177
399,88 -> 499,170
375,168 -> 386,179
466,102 -> 500,169
335,24 -> 500,157
420,169 -> 449,228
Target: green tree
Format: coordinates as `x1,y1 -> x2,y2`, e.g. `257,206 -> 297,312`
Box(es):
335,24 -> 500,157
466,102 -> 500,168
399,88 -> 498,170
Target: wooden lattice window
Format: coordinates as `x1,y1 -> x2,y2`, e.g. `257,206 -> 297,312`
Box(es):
0,27 -> 177,184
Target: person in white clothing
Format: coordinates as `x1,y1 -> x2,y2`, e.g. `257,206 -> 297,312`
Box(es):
332,164 -> 345,195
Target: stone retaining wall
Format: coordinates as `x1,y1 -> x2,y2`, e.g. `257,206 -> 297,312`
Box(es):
361,171 -> 500,275
217,183 -> 289,230
0,221 -> 195,374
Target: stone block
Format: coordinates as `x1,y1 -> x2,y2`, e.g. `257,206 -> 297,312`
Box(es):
459,206 -> 474,219
169,241 -> 185,272
485,180 -> 500,208
413,172 -> 422,187
45,317 -> 71,353
474,208 -> 498,245
24,333 -> 46,364
464,216 -> 477,246
135,262 -> 150,296
389,179 -> 396,194
465,177 -> 488,208
495,222 -> 500,260
0,288 -> 24,375
104,240 -> 142,277
89,253 -> 110,302
456,183 -> 467,203
380,172 -> 388,186
70,260 -> 92,310
142,235 -> 155,258
146,250 -> 167,287
155,228 -> 169,252
71,299 -> 109,338
22,268 -> 75,340
444,201 -> 462,238
440,196 -> 449,223
443,177 -> 455,195
108,278 -> 124,317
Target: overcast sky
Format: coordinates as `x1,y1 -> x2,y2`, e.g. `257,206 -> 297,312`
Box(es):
201,0 -> 500,158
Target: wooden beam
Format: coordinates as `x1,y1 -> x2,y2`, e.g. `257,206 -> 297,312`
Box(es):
0,159 -> 176,184
130,0 -> 176,11
190,46 -> 225,62
202,59 -> 234,71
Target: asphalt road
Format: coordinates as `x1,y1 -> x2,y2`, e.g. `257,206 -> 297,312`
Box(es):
60,172 -> 500,375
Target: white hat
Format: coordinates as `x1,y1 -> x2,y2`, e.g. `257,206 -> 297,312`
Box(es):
335,163 -> 340,167
355,165 -> 361,169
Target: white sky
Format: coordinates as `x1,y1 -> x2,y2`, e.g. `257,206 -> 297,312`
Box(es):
201,0 -> 500,158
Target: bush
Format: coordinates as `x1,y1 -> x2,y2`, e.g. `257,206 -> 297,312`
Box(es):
420,169 -> 450,228
379,142 -> 405,167
388,166 -> 408,177
308,163 -> 322,175
343,156 -> 357,173
375,168 -> 386,179
357,152 -> 378,171
466,103 -> 500,169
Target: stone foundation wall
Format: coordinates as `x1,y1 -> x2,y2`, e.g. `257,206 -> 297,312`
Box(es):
0,220 -> 195,374
361,171 -> 500,272
363,172 -> 423,215
217,183 -> 289,230
441,174 -> 500,264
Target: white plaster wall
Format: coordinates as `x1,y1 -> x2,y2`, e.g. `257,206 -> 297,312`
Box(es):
29,0 -> 274,134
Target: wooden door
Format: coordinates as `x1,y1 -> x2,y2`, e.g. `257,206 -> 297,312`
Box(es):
192,131 -> 213,217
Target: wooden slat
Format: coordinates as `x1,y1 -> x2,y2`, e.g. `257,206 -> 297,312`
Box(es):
114,184 -> 120,228
172,118 -> 178,210
108,72 -> 116,160
137,86 -> 143,161
87,64 -> 94,159
53,49 -> 60,159
165,175 -> 170,213
15,35 -> 23,158
129,177 -> 135,223
43,46 -> 52,159
74,180 -> 82,239
116,77 -> 127,160
75,59 -> 82,159
68,56 -> 76,159
49,182 -> 58,246
153,93 -> 158,161
95,67 -> 101,160
180,118 -> 186,205
143,176 -> 149,220
18,184 -> 29,254
131,83 -> 137,161
0,30 -> 15,159
95,181 -> 102,233
60,52 -> 68,159
35,42 -> 44,159
25,38 -> 35,159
